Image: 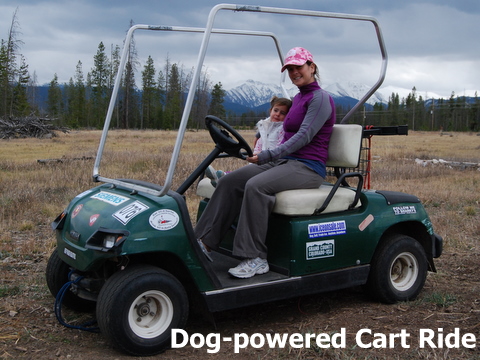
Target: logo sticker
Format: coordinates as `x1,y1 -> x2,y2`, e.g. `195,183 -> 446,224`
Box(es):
393,205 -> 417,215
91,191 -> 129,206
89,214 -> 100,226
113,201 -> 149,225
306,239 -> 335,260
149,209 -> 179,231
359,214 -> 374,231
72,204 -> 83,218
308,220 -> 346,238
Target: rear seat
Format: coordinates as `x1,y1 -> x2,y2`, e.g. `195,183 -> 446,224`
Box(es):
196,124 -> 364,216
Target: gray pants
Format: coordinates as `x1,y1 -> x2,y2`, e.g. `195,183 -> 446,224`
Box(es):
195,159 -> 324,259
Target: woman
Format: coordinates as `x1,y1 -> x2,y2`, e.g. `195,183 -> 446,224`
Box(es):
196,47 -> 336,278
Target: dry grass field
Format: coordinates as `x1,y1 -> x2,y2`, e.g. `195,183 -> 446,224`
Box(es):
1,129 -> 480,359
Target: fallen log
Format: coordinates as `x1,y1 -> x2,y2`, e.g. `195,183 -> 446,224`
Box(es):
415,158 -> 480,170
37,156 -> 94,164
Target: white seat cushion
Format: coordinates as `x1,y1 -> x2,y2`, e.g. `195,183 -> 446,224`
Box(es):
196,178 -> 360,215
326,124 -> 362,168
272,184 -> 361,215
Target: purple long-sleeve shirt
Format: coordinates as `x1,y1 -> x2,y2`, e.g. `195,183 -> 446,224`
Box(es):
256,81 -> 335,170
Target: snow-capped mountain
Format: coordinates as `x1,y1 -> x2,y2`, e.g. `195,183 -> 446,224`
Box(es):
324,82 -> 387,105
225,79 -> 388,111
226,80 -> 287,108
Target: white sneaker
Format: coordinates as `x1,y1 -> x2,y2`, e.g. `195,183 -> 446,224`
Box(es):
228,257 -> 269,278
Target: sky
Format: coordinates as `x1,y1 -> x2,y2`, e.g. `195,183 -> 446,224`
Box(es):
1,0 -> 479,100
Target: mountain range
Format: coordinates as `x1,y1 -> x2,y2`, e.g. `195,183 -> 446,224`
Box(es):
33,80 -> 469,117
224,79 -> 388,114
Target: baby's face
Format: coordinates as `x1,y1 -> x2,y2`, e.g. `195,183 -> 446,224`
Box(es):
270,105 -> 289,122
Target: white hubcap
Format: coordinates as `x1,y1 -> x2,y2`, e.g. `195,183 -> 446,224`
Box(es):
389,252 -> 418,291
128,290 -> 174,339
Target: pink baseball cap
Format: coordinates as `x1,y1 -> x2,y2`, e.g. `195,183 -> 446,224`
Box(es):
281,47 -> 314,72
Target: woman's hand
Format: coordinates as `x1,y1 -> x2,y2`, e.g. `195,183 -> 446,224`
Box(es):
247,154 -> 259,164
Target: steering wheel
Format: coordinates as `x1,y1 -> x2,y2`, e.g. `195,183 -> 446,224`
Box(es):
205,115 -> 253,160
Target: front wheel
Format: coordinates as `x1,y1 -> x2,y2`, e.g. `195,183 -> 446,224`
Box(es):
45,249 -> 95,312
96,265 -> 188,356
367,234 -> 428,303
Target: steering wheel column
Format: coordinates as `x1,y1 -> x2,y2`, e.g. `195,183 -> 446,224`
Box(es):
175,116 -> 253,195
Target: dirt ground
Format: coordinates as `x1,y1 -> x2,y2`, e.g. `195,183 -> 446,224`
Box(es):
1,131 -> 479,359
1,228 -> 479,360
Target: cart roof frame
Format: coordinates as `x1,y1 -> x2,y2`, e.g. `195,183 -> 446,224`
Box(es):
93,3 -> 388,197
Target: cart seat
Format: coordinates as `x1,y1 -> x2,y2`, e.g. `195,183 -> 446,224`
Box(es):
197,124 -> 364,216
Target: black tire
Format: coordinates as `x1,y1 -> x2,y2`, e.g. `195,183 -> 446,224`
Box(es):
45,249 -> 96,312
96,265 -> 189,356
367,234 -> 428,304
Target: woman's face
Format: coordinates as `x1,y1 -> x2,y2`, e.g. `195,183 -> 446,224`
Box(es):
286,62 -> 316,88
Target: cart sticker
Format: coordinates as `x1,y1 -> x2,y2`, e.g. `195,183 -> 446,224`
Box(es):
306,239 -> 335,260
308,220 -> 346,239
91,191 -> 129,206
113,201 -> 149,225
64,247 -> 76,260
149,209 -> 179,231
71,204 -> 83,218
359,214 -> 374,231
89,214 -> 100,226
393,205 -> 417,215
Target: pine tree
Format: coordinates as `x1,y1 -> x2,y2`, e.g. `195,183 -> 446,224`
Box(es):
110,44 -> 121,128
90,42 -> 110,128
192,71 -> 211,129
121,21 -> 140,129
11,54 -> 30,116
156,69 -> 166,128
47,73 -> 63,120
72,61 -> 86,127
0,8 -> 23,117
208,82 -> 226,119
141,55 -> 158,129
164,63 -> 182,130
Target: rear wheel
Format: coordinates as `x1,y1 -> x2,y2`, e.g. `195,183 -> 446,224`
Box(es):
96,265 -> 188,356
367,234 -> 427,303
45,249 -> 95,312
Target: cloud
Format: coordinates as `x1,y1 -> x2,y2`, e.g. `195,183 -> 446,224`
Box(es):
0,0 -> 479,98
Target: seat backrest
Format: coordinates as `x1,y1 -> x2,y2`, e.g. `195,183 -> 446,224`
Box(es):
326,124 -> 363,168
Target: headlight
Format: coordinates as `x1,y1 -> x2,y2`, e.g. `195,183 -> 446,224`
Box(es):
103,234 -> 117,249
51,210 -> 67,230
86,228 -> 130,252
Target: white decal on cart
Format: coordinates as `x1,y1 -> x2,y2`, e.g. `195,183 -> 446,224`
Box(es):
149,209 -> 179,231
393,205 -> 417,215
113,201 -> 149,225
64,247 -> 76,260
91,191 -> 129,206
359,214 -> 374,231
306,239 -> 335,260
308,220 -> 346,238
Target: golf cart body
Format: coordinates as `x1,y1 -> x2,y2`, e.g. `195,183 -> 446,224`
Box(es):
47,4 -> 442,356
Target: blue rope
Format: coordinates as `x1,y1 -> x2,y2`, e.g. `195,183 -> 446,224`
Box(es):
54,271 -> 99,333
